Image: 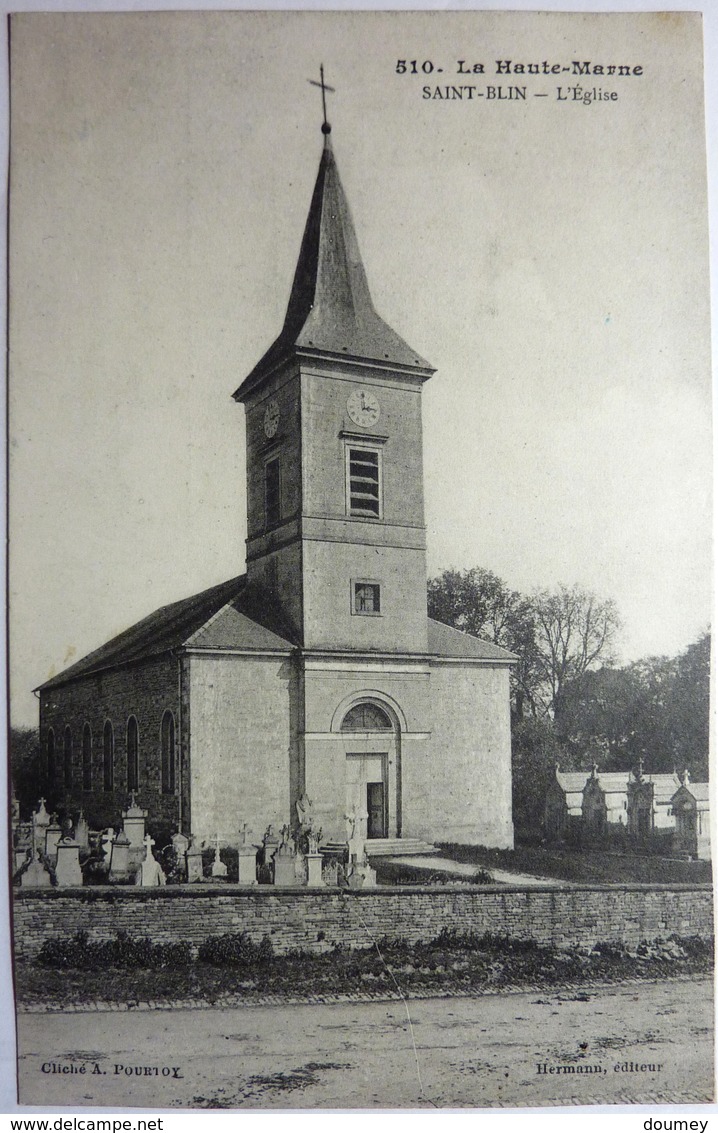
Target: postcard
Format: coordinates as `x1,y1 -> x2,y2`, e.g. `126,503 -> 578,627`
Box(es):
7,9 -> 713,1110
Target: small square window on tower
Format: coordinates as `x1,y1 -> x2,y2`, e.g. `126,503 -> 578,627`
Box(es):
265,457 -> 281,529
353,580 -> 381,616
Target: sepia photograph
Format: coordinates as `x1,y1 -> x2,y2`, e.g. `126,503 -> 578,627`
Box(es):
6,8 -> 714,1111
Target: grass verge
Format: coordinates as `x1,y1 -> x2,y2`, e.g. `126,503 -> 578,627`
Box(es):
15,930 -> 713,1009
437,843 -> 713,885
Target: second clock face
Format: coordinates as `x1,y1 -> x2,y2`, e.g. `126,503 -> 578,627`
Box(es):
347,389 -> 380,428
263,399 -> 280,438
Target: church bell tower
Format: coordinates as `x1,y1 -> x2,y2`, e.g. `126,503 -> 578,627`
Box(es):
233,102 -> 435,655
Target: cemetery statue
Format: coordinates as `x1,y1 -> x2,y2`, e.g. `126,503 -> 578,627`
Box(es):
344,805 -> 367,863
307,826 -> 322,855
344,806 -> 356,841
296,792 -> 313,828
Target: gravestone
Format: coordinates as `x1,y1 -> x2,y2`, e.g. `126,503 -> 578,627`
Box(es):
172,832 -> 190,856
136,834 -> 166,886
45,819 -> 62,864
32,799 -> 50,853
321,858 -> 340,887
210,837 -> 227,880
74,811 -> 90,854
273,841 -> 298,886
306,852 -> 324,887
122,794 -> 148,869
185,835 -> 204,883
55,838 -> 83,887
109,831 -> 132,881
14,819 -> 32,860
20,849 -> 52,888
348,858 -> 377,889
99,828 -> 115,864
237,825 -> 257,886
10,789 -> 20,831
171,833 -> 190,882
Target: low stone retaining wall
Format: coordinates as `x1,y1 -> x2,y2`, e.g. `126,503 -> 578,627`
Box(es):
12,883 -> 713,961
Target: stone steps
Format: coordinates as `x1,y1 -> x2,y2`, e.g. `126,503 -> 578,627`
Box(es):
364,838 -> 439,858
319,838 -> 439,858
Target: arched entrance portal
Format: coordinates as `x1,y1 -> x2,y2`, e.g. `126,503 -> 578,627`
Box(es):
340,701 -> 400,840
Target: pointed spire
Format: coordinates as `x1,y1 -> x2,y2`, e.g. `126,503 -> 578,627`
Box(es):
234,132 -> 433,401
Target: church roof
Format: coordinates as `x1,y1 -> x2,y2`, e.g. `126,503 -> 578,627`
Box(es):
427,618 -> 518,662
37,576 -> 294,692
234,134 -> 434,401
38,583 -> 516,692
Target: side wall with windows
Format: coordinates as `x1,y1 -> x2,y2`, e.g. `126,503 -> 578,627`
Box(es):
38,654 -> 181,834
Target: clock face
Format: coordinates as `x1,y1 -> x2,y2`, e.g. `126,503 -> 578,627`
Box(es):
347,389 -> 380,428
263,399 -> 280,439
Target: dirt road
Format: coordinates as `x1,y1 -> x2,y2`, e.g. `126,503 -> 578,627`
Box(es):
16,977 -> 713,1109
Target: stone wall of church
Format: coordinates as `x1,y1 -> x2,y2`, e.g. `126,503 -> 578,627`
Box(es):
402,662 -> 514,847
186,652 -> 297,845
38,656 -> 181,835
300,658 -> 513,848
13,884 -> 713,961
302,660 -> 431,842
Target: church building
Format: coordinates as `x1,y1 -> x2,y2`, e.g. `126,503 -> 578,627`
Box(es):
36,116 -> 516,852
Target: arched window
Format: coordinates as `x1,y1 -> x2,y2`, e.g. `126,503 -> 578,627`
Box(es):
161,711 -> 176,794
127,716 -> 139,792
63,726 -> 73,789
340,702 -> 393,732
46,728 -> 55,784
82,724 -> 92,792
103,721 -> 114,792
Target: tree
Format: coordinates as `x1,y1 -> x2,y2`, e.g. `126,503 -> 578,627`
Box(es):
555,665 -> 646,769
529,584 -> 621,717
10,726 -> 41,819
427,567 -> 539,717
667,631 -> 710,779
555,630 -> 711,780
511,717 -> 571,838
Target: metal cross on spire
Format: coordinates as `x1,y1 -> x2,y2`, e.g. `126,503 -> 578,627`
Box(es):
308,64 -> 335,135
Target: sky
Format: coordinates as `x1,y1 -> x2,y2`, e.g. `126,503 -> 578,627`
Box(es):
8,9 -> 712,727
